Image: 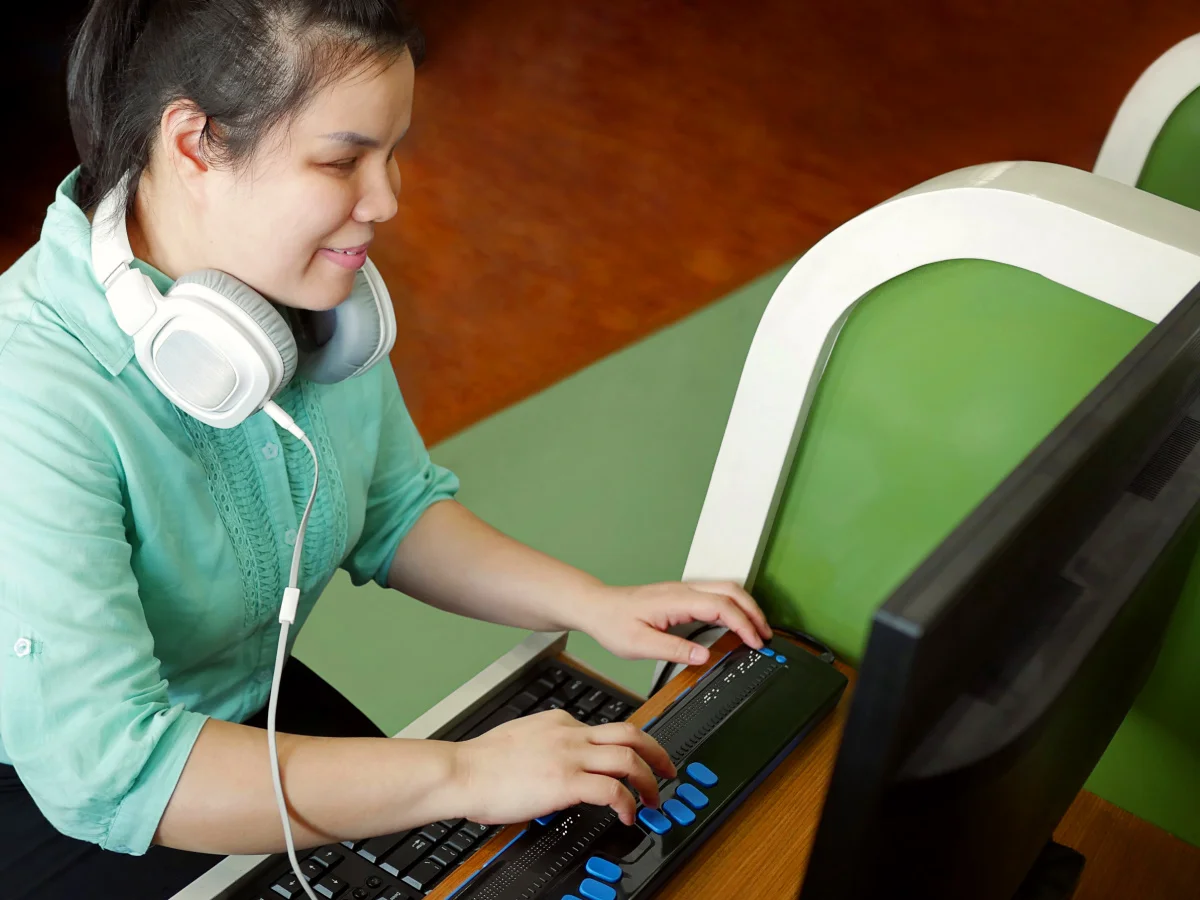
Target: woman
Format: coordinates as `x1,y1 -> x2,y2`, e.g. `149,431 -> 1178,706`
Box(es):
0,0 -> 772,896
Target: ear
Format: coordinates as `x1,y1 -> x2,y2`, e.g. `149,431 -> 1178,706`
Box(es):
158,100 -> 211,187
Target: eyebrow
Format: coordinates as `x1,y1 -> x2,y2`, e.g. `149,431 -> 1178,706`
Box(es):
322,131 -> 381,148
321,130 -> 408,151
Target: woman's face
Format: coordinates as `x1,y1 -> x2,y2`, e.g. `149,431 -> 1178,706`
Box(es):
193,52 -> 414,311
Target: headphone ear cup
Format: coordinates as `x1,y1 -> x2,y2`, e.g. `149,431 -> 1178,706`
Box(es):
171,270 -> 299,389
291,258 -> 396,384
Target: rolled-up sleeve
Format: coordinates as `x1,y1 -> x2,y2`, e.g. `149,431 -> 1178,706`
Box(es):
342,366 -> 459,588
0,393 -> 208,855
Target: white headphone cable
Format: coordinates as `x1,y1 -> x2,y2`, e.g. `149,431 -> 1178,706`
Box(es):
263,400 -> 322,900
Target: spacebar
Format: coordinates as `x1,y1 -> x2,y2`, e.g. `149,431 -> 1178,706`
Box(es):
464,705 -> 523,740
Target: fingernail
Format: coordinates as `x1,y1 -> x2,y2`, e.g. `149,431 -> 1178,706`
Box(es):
689,646 -> 707,665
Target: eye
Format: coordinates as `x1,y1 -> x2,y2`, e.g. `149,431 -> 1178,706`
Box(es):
325,158 -> 358,171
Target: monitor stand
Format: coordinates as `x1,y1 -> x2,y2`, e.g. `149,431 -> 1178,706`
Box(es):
1012,841 -> 1086,900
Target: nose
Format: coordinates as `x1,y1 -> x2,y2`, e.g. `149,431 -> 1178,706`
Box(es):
355,157 -> 400,224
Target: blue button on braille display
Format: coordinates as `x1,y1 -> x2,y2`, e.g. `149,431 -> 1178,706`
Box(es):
585,857 -> 622,884
759,647 -> 775,657
637,807 -> 672,834
776,655 -> 788,664
579,877 -> 617,900
676,783 -> 709,809
663,798 -> 696,826
686,762 -> 718,787
534,813 -> 557,827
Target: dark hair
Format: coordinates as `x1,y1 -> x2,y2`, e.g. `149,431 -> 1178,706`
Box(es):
67,0 -> 424,215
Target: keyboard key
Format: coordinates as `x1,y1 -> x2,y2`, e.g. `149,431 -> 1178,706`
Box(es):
418,821 -> 450,842
675,783 -> 709,809
314,874 -> 348,898
313,848 -> 343,869
576,689 -> 607,714
379,834 -> 434,877
544,666 -> 569,685
429,843 -> 460,867
403,859 -> 445,892
356,832 -> 407,864
508,690 -> 541,713
568,706 -> 590,722
558,679 -> 587,702
377,887 -> 422,900
475,705 -> 523,736
599,700 -> 630,720
758,647 -> 775,657
587,714 -> 613,726
440,818 -> 464,832
686,762 -> 719,787
272,875 -> 303,899
530,676 -> 557,698
579,877 -> 618,900
352,889 -> 371,900
301,859 -> 324,881
776,655 -> 788,664
532,696 -> 566,714
637,807 -> 672,834
663,798 -> 696,826
585,857 -> 623,883
365,876 -> 382,889
462,822 -> 490,839
446,830 -> 477,853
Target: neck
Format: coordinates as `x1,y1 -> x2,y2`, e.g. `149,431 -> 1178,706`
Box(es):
126,172 -> 192,281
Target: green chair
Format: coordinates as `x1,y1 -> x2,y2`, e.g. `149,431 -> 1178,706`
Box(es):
668,160 -> 1200,846
1096,32 -> 1200,211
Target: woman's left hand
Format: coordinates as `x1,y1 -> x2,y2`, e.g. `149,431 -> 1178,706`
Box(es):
573,582 -> 773,667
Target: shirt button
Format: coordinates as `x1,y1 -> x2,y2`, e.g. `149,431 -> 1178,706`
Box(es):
261,442 -> 280,461
13,638 -> 31,657
284,528 -> 298,546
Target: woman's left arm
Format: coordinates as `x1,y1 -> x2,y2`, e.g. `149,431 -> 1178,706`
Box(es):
387,500 -> 772,668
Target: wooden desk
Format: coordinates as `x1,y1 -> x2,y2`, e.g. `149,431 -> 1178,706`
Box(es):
430,631 -> 1200,900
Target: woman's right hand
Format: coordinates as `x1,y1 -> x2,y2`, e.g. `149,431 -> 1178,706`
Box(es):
451,710 -> 676,827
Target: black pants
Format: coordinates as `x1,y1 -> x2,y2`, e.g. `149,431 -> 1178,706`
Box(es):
0,657 -> 385,900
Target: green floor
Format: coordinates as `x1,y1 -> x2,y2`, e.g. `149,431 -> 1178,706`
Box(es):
293,265 -> 784,734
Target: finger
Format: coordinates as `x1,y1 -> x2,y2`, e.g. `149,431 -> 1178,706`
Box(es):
588,722 -> 677,780
686,591 -> 764,649
585,745 -> 661,809
627,625 -> 711,667
693,582 -> 772,640
574,773 -> 638,826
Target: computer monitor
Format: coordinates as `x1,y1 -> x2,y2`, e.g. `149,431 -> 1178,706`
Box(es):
797,280 -> 1200,900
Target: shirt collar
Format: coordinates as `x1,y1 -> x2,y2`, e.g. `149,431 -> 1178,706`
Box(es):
37,168 -> 174,377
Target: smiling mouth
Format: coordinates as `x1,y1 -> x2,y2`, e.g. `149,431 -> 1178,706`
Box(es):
327,243 -> 369,255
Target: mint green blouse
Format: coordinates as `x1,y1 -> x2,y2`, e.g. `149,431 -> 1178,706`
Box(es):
0,170 -> 459,855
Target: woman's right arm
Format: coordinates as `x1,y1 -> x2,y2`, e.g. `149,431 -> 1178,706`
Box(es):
156,710 -> 675,855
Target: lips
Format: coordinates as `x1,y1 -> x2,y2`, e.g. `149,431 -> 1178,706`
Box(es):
326,242 -> 370,255
318,241 -> 370,271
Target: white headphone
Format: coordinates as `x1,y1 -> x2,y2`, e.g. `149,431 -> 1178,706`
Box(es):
90,176 -> 397,429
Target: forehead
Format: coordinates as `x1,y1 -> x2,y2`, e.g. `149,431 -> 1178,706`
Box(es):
295,53 -> 415,138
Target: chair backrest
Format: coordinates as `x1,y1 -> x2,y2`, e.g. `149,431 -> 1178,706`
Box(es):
677,161 -> 1200,846
1096,32 -> 1200,212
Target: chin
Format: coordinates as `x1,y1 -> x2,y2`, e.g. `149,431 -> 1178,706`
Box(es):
291,276 -> 357,312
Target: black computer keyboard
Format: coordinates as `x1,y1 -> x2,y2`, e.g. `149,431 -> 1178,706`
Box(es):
443,639 -> 847,900
232,659 -> 644,900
